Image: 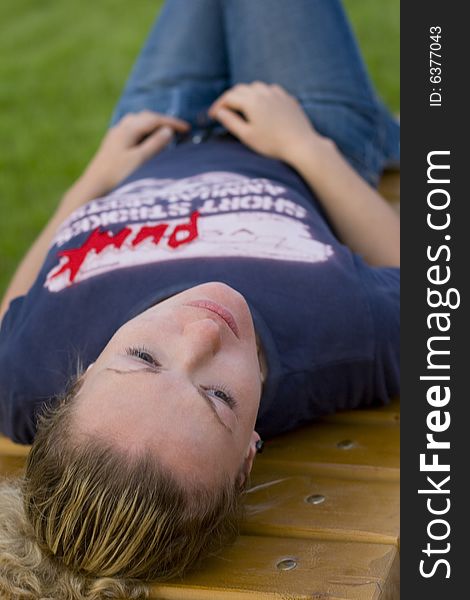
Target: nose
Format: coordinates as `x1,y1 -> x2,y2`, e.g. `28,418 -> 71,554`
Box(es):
179,317 -> 222,369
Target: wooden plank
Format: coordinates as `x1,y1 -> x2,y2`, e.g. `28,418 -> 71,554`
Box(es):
242,465 -> 399,546
0,419 -> 400,478
0,412 -> 400,598
321,398 -> 400,426
0,454 -> 26,477
376,552 -> 400,600
1,418 -> 401,475
259,422 -> 399,481
150,536 -> 399,600
0,434 -> 30,457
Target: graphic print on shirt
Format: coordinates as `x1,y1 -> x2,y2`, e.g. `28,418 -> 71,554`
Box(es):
45,172 -> 334,292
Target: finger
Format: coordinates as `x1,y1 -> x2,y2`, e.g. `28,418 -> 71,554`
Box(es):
208,96 -> 247,121
208,87 -> 252,118
137,111 -> 190,134
251,80 -> 270,90
123,111 -> 189,141
151,113 -> 191,132
270,83 -> 285,94
129,109 -> 191,131
213,107 -> 250,140
136,125 -> 174,161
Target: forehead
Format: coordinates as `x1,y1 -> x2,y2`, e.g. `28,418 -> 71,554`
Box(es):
75,366 -> 238,481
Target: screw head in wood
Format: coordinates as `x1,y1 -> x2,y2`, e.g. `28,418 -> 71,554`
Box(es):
306,494 -> 325,505
337,439 -> 355,449
276,558 -> 297,571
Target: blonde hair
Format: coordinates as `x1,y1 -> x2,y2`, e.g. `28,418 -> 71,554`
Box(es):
0,375 -> 247,599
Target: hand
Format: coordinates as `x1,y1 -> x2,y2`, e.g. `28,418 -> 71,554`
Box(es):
69,111 -> 190,202
208,82 -> 325,164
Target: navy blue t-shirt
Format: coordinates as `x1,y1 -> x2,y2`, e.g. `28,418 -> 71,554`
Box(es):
0,137 -> 399,445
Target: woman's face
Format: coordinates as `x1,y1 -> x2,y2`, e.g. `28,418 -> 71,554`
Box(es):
74,282 -> 263,489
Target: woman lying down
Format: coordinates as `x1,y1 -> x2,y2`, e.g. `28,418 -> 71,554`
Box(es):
0,0 -> 399,598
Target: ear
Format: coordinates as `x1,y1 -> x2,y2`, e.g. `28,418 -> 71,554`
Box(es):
237,430 -> 261,490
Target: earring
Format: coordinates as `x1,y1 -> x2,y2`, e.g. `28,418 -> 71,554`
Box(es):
255,439 -> 264,454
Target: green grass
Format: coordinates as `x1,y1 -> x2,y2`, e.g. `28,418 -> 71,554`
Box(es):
0,0 -> 399,295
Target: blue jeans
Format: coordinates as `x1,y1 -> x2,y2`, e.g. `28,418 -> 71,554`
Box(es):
110,0 -> 400,187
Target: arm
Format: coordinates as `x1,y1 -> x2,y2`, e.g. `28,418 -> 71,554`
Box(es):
286,135 -> 400,267
208,82 -> 400,268
0,111 -> 190,324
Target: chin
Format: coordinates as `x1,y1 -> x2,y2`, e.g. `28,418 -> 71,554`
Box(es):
195,281 -> 246,302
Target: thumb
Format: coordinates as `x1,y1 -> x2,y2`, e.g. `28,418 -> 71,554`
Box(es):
214,107 -> 250,141
138,125 -> 174,160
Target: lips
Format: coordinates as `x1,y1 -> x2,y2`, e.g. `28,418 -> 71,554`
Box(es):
184,300 -> 240,338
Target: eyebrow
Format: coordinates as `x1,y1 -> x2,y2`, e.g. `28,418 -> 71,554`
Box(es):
104,367 -> 233,433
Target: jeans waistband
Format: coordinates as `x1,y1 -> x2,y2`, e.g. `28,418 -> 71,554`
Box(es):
174,122 -> 231,146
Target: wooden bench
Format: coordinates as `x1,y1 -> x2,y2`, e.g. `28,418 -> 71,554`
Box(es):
0,170 -> 400,599
0,398 -> 400,599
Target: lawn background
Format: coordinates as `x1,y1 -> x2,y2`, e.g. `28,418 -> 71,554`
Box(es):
0,0 -> 399,296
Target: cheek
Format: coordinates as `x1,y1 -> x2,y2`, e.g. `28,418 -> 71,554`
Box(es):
230,351 -> 255,375
234,358 -> 262,404
112,318 -> 169,346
